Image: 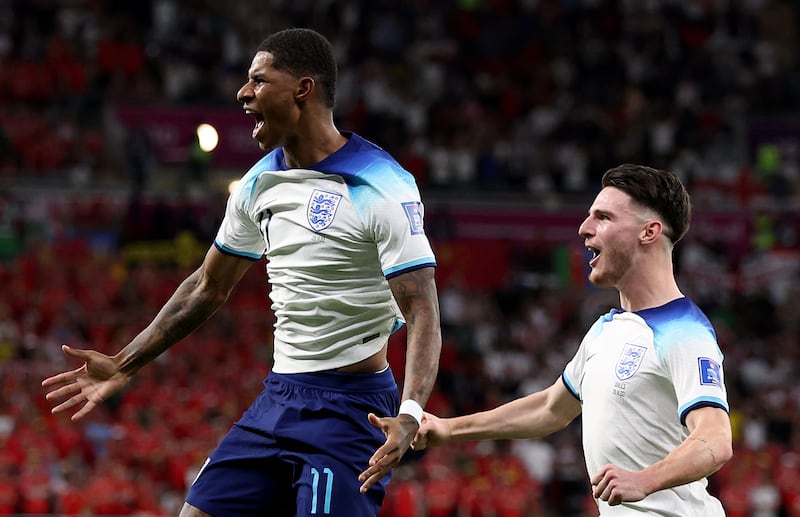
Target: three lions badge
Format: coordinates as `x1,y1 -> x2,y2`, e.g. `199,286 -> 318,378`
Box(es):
307,189 -> 342,232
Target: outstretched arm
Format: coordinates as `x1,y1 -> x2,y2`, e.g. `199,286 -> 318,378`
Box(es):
359,266 -> 441,492
591,406 -> 732,506
114,247 -> 254,375
42,246 -> 255,421
414,376 -> 582,449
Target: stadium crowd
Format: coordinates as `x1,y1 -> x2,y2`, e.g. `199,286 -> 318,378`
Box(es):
1,0 -> 800,205
1,0 -> 800,516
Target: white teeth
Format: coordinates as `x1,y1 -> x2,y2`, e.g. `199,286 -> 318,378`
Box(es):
255,120 -> 264,129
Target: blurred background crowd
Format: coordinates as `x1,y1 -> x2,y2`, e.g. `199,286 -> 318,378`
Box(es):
1,0 -> 800,516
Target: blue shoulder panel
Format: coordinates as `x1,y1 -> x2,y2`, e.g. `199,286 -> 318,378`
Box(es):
238,149 -> 284,212
637,298 -> 721,362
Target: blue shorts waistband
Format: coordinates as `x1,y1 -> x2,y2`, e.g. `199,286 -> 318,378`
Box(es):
267,367 -> 398,393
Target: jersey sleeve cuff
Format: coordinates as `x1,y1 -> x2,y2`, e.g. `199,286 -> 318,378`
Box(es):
214,240 -> 263,261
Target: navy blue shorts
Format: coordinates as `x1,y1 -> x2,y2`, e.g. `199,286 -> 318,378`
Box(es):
185,368 -> 400,517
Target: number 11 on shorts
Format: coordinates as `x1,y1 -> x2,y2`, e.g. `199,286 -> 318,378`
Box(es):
310,467 -> 334,514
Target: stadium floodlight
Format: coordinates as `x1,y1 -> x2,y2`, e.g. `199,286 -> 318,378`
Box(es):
196,123 -> 219,152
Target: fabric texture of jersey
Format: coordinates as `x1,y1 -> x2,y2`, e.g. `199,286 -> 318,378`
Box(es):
562,297 -> 728,516
186,368 -> 400,517
214,132 -> 436,373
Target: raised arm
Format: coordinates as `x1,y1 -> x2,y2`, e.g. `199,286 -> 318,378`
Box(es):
359,266 -> 441,491
42,246 -> 255,421
414,376 -> 582,449
591,406 -> 732,506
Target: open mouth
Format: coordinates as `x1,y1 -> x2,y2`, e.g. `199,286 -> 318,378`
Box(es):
587,246 -> 601,266
245,108 -> 264,139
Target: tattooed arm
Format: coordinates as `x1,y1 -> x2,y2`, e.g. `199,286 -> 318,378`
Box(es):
390,266 -> 441,406
116,246 -> 254,375
42,246 -> 255,421
359,266 -> 441,492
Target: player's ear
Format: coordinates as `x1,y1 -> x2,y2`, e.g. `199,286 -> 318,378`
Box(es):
640,220 -> 662,244
296,76 -> 315,102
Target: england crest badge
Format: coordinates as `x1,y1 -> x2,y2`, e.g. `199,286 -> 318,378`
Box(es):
616,343 -> 647,380
307,189 -> 342,232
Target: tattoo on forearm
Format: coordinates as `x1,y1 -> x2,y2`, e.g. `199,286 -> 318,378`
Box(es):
688,436 -> 717,465
118,272 -> 222,375
156,290 -> 216,343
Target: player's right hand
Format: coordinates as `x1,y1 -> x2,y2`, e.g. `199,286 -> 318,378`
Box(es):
41,345 -> 131,421
358,412 -> 419,493
411,411 -> 451,450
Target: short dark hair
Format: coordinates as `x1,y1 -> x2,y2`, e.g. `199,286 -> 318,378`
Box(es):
601,164 -> 692,243
257,28 -> 337,108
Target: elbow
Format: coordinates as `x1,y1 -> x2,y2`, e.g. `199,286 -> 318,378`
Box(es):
195,281 -> 230,309
196,269 -> 234,308
716,421 -> 735,468
210,287 -> 232,307
716,441 -> 734,469
706,436 -> 733,476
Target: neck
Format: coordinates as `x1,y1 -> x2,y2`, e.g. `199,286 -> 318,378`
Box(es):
618,284 -> 684,312
617,253 -> 683,312
283,113 -> 347,168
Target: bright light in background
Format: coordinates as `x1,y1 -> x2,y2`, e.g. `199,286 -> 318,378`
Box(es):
196,123 -> 219,152
228,179 -> 240,194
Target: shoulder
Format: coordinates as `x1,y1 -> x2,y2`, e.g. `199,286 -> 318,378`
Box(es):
330,133 -> 417,190
638,298 -> 719,358
586,308 -> 623,337
232,149 -> 285,210
639,298 -> 715,338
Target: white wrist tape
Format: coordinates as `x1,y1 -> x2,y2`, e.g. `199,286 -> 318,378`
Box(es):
398,399 -> 423,425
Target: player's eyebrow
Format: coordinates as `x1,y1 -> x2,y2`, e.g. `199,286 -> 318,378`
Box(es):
588,207 -> 613,219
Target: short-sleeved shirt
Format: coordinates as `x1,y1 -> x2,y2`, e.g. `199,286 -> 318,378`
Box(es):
562,297 -> 728,516
214,132 -> 436,373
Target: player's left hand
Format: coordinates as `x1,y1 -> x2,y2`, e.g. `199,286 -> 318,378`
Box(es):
358,412 -> 418,493
591,464 -> 649,505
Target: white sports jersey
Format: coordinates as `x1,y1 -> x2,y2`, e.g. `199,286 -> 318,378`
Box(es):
214,133 -> 436,373
562,297 -> 728,516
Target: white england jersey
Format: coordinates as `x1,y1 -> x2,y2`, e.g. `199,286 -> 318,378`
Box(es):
214,133 -> 436,373
562,297 -> 728,516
